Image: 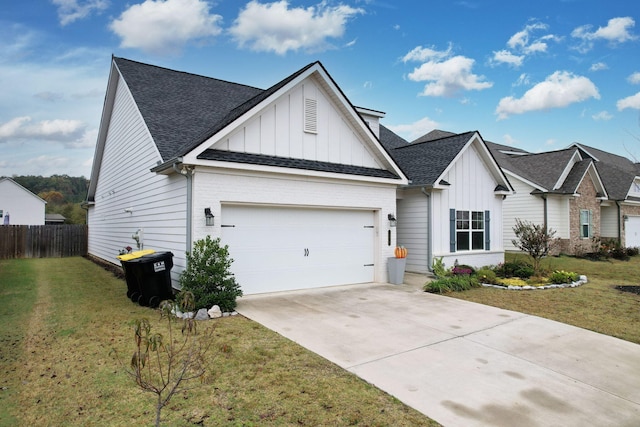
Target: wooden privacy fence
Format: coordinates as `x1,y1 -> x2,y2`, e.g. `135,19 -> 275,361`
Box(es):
0,225 -> 88,259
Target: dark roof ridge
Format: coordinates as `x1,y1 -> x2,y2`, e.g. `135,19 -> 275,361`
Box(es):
396,130 -> 476,150
113,56 -> 263,92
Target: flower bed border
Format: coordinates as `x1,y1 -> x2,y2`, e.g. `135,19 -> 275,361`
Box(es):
481,275 -> 588,290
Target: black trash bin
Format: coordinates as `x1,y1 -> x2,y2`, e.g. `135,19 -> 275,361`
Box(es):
117,249 -> 156,304
131,251 -> 175,308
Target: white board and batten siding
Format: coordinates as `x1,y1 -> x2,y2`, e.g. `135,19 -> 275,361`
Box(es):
213,77 -> 384,170
191,168 -> 398,293
432,144 -> 505,268
87,73 -> 188,284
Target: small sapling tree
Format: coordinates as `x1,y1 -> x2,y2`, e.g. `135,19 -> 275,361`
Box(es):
113,291 -> 213,427
511,219 -> 558,275
179,236 -> 243,312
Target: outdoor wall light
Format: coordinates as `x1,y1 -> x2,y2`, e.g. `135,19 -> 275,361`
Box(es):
204,208 -> 215,226
388,213 -> 397,227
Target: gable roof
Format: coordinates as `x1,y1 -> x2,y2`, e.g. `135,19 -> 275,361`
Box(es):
505,148 -> 578,191
570,143 -> 640,201
114,57 -> 265,161
87,58 -> 406,201
380,126 -> 512,190
0,177 -> 46,204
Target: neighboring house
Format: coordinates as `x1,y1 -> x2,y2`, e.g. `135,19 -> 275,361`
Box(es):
569,143 -> 640,248
486,142 -> 609,255
86,57 -> 407,294
45,213 -> 66,225
0,177 -> 46,225
379,128 -> 513,272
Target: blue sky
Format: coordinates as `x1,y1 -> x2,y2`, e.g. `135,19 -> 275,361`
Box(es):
1,0 -> 639,178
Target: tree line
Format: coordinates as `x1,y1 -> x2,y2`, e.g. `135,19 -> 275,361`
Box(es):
5,175 -> 89,224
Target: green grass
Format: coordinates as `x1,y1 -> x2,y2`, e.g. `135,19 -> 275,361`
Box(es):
449,253 -> 640,344
0,258 -> 439,427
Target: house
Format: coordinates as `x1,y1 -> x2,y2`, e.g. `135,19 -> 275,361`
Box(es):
85,57 -> 408,294
568,143 -> 640,248
486,142 -> 610,255
379,128 -> 513,272
45,213 -> 66,225
0,177 -> 46,225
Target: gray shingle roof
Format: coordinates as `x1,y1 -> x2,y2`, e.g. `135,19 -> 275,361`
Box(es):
198,149 -> 399,179
556,159 -> 593,194
114,57 -> 264,161
496,149 -> 575,191
379,125 -> 474,185
573,143 -> 638,201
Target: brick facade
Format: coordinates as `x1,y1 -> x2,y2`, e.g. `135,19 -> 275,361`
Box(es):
559,176 -> 601,255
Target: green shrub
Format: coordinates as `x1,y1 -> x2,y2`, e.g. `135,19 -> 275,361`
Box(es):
475,267 -> 498,284
627,247 -> 640,257
494,261 -> 535,279
610,246 -> 630,261
424,275 -> 479,293
548,270 -> 579,284
179,236 -> 243,311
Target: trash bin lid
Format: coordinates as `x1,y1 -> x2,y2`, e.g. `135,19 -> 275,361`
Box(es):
117,249 -> 156,261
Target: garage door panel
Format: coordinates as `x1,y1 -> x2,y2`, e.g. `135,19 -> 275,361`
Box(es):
626,217 -> 640,248
221,205 -> 375,294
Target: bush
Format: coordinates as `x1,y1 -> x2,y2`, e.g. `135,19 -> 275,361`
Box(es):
431,257 -> 448,279
452,264 -> 475,275
179,236 -> 243,311
548,270 -> 579,284
424,275 -> 479,293
494,261 -> 535,279
627,247 -> 640,257
474,267 -> 498,284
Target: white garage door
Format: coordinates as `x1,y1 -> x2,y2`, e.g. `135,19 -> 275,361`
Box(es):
626,216 -> 640,248
221,205 -> 375,294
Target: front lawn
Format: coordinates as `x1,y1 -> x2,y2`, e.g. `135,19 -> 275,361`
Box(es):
448,253 -> 640,345
0,257 -> 438,427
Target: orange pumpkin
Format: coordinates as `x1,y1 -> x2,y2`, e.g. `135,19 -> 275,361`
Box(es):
394,246 -> 408,258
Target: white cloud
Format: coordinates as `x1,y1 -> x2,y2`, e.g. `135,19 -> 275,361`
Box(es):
572,17 -> 637,52
110,0 -> 223,55
513,73 -> 530,87
507,22 -> 558,54
0,116 -> 89,146
495,71 -> 600,119
229,1 -> 364,55
628,72 -> 640,85
402,44 -> 452,63
590,62 -> 608,72
405,47 -> 492,97
386,116 -> 440,141
491,50 -> 524,68
617,92 -> 640,111
592,111 -> 613,121
52,0 -> 109,26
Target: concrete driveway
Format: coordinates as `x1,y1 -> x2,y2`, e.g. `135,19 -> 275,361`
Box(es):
236,275 -> 640,427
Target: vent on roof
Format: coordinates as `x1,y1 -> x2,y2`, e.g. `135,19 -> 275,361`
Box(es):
304,98 -> 318,134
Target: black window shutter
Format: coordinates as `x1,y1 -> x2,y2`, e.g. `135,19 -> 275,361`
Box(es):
484,210 -> 490,251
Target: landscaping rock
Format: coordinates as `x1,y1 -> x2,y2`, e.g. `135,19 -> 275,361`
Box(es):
208,305 -> 222,319
195,308 -> 209,320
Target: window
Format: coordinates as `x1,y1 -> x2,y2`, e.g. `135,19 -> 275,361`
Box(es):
580,209 -> 592,238
455,210 -> 484,251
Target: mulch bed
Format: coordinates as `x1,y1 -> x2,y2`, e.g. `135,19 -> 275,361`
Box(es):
614,285 -> 640,295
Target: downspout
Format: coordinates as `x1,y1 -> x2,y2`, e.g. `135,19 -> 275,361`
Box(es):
541,194 -> 548,230
421,187 -> 433,272
616,201 -> 622,243
173,163 -> 193,254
